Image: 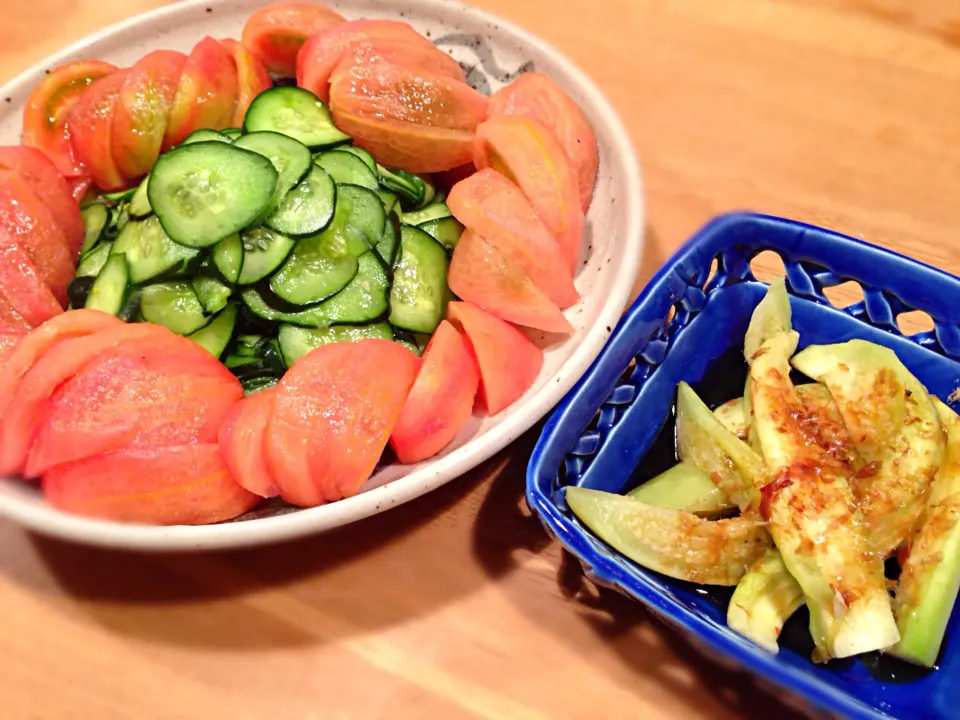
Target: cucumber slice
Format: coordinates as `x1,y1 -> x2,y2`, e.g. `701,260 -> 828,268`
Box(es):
140,281 -> 209,335
628,462 -> 736,516
336,145 -> 376,171
377,189 -> 399,215
420,174 -> 437,208
188,303 -> 238,358
76,241 -> 113,278
237,226 -> 297,285
277,322 -> 393,366
128,176 -> 152,218
377,165 -> 426,208
111,216 -> 200,284
314,150 -> 379,190
268,191 -> 365,305
265,164 -> 336,237
213,234 -> 243,284
103,187 -> 136,204
419,216 -> 464,251
80,203 -> 109,255
234,131 -> 312,214
192,274 -> 233,314
339,183 -> 386,254
182,129 -> 232,145
389,225 -> 451,333
85,253 -> 129,315
392,329 -> 423,357
244,251 -> 388,327
149,141 -> 279,248
403,202 -> 452,226
244,87 -> 350,149
376,212 -> 400,266
221,128 -> 243,141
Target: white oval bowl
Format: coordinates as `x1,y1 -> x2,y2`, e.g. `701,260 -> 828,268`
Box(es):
0,0 -> 644,550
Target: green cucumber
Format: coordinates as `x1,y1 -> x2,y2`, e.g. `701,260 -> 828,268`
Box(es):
221,128 -> 243,141
84,253 -> 129,315
265,164 -> 336,237
140,281 -> 209,335
402,202 -> 451,226
234,131 -> 313,215
182,129 -> 232,145
277,322 -> 393,366
244,86 -> 350,149
212,234 -> 244,284
129,176 -> 152,218
339,183 -> 385,255
192,274 -> 233,315
376,212 -> 400,267
149,141 -> 278,248
188,303 -> 238,359
237,226 -> 297,285
377,189 -> 399,215
419,216 -> 464,251
111,216 -> 200,284
389,225 -> 451,333
377,165 -> 426,208
76,241 -> 113,278
336,145 -> 376,171
315,150 -> 379,190
80,203 -> 109,255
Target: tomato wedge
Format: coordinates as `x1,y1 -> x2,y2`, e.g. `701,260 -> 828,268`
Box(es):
0,236 -> 64,327
112,50 -> 187,180
218,387 -> 279,498
0,331 -> 26,368
66,177 -> 93,203
26,331 -> 243,476
474,116 -> 584,273
220,38 -> 272,126
390,320 -> 479,464
0,170 -> 75,305
43,444 -> 260,525
447,301 -> 543,415
0,323 -> 170,476
164,37 -> 239,149
446,168 -> 577,309
22,60 -> 118,178
68,70 -> 130,191
448,229 -> 572,334
0,146 -> 84,256
297,19 -> 433,102
242,1 -> 345,77
266,339 -> 418,507
0,294 -> 32,334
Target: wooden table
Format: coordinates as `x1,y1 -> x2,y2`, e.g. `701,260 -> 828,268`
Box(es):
1,1 -> 959,718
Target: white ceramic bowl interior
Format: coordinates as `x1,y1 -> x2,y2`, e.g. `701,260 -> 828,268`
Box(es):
0,0 -> 644,550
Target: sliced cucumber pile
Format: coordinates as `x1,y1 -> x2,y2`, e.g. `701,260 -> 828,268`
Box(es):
76,86 -> 458,388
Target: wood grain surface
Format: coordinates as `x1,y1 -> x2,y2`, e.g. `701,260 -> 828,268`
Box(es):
2,1 -> 960,718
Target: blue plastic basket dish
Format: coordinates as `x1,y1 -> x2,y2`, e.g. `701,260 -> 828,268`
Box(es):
526,212 -> 960,720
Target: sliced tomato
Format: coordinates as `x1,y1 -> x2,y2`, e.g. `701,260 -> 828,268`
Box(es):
67,177 -> 94,203
389,320 -> 479,464
0,235 -> 64,327
448,229 -> 572,334
0,309 -> 122,422
220,38 -> 272,126
68,70 -> 130,191
474,116 -> 584,273
0,323 -> 171,476
164,37 -> 239,149
0,146 -> 84,257
43,444 -> 260,525
298,19 -> 434,102
447,301 -> 543,415
26,331 -> 242,476
0,294 -> 32,334
0,170 -> 75,305
112,50 -> 187,180
22,60 -> 118,178
334,36 -> 466,85
265,339 -> 418,507
242,1 -> 345,77
330,61 -> 488,173
0,331 -> 26,368
487,72 -> 599,212
446,168 -> 577,309
218,387 -> 279,498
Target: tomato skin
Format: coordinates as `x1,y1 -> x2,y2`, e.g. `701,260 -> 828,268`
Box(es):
0,323 -> 169,476
447,301 -> 543,415
389,320 -> 479,464
242,1 -> 346,77
42,444 -> 260,525
0,169 -> 74,306
112,50 -> 187,180
26,331 -> 243,477
446,168 -> 577,309
218,38 -> 273,127
22,60 -> 118,178
474,116 -> 584,274
487,72 -> 599,212
0,146 -> 84,256
297,20 -> 436,102
448,229 -> 572,334
68,70 -> 130,191
218,387 -> 279,498
66,177 -> 93,203
164,37 -> 239,149
0,235 -> 63,328
265,339 -> 419,507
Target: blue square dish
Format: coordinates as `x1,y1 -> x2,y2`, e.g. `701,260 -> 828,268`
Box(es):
526,212 -> 960,720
